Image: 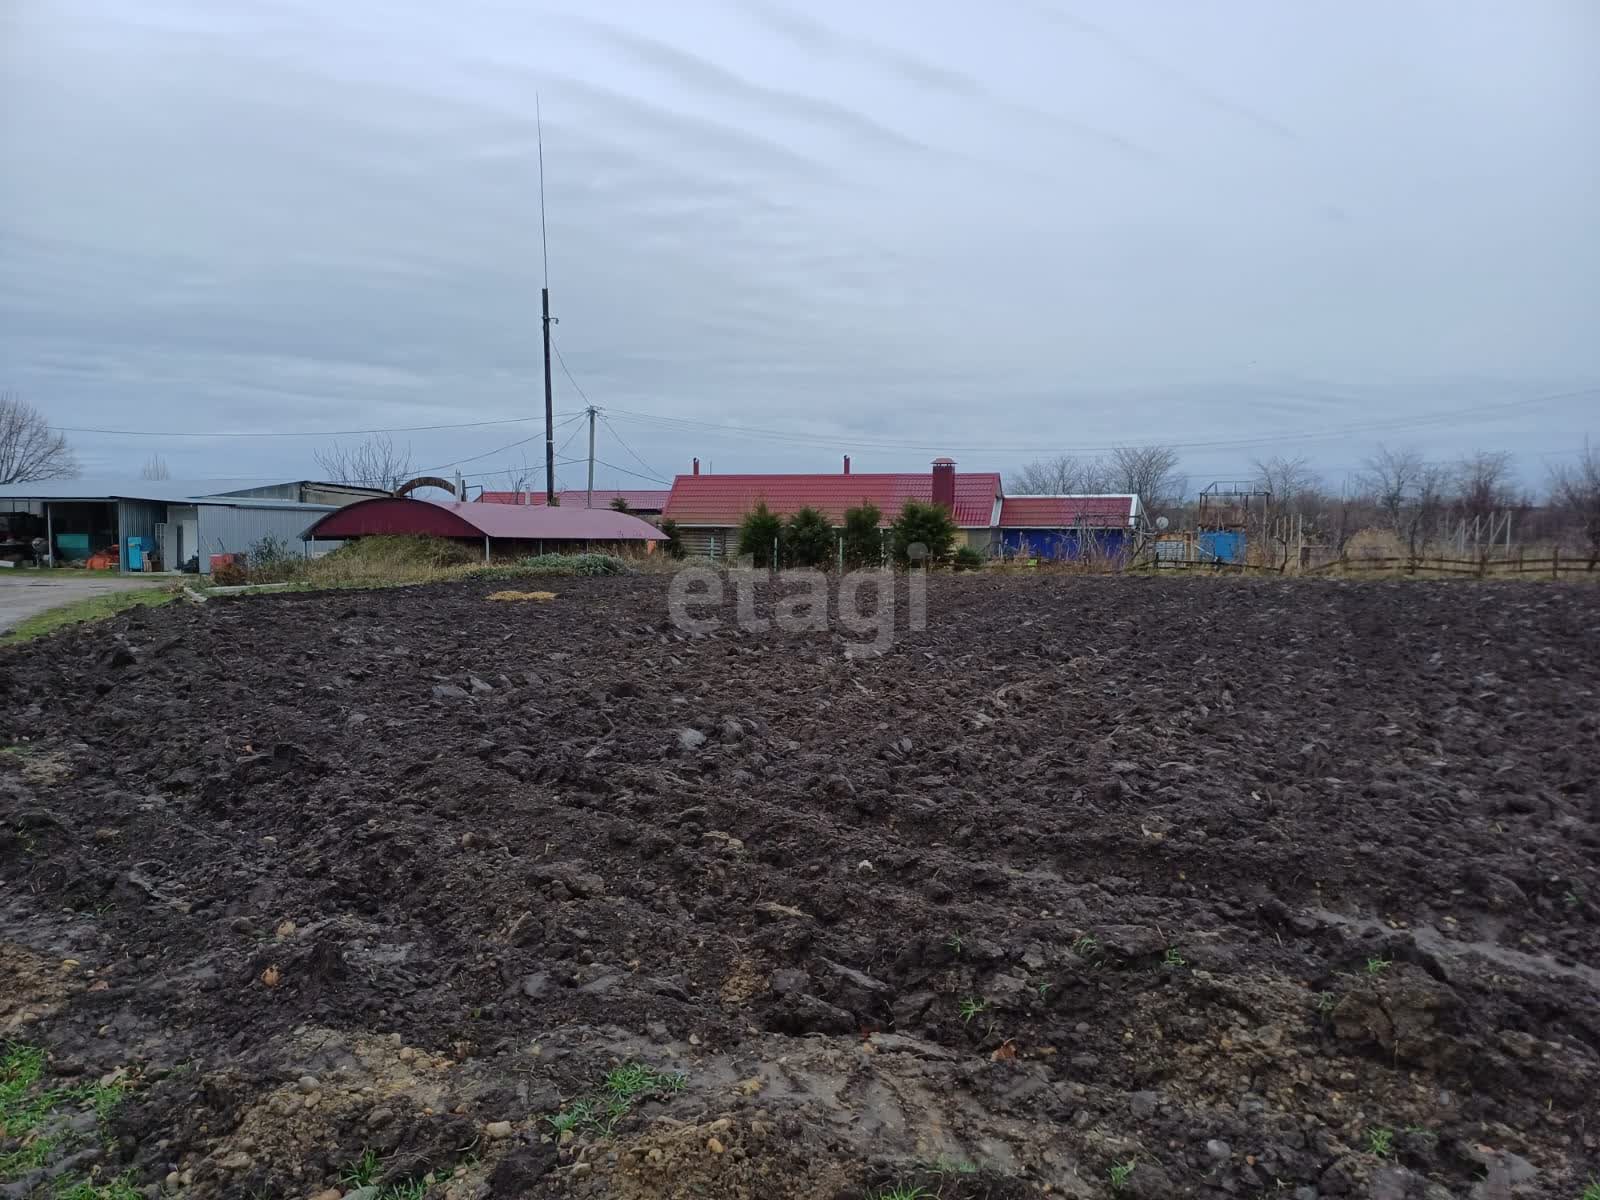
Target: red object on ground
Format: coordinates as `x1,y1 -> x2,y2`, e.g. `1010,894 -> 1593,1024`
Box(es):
209,553 -> 241,573
302,497 -> 661,542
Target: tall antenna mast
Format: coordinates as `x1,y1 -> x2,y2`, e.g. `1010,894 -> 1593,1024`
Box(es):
537,95 -> 556,503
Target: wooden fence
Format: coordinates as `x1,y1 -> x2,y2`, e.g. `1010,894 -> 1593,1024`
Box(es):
1128,549 -> 1599,579
1308,549 -> 1598,578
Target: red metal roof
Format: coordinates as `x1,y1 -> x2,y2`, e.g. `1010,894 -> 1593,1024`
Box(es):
663,472 -> 1002,528
304,497 -> 661,541
999,495 -> 1140,527
477,488 -> 669,510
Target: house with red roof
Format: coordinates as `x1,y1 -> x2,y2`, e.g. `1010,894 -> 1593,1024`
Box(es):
659,455 -> 1143,561
997,494 -> 1143,560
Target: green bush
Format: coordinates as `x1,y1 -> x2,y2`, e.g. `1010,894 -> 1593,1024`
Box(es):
463,553 -> 628,582
784,506 -> 835,568
609,496 -> 631,513
737,501 -> 783,568
840,502 -> 883,568
521,553 -> 628,576
245,533 -> 308,583
953,545 -> 985,571
657,518 -> 686,560
891,500 -> 958,565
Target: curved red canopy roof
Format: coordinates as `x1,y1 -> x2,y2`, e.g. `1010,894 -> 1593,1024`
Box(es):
304,497 -> 661,541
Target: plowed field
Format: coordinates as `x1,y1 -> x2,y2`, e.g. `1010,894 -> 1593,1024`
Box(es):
2,575 -> 1596,1200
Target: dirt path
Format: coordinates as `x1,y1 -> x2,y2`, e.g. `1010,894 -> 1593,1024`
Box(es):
1,575 -> 1596,1199
0,570 -> 166,634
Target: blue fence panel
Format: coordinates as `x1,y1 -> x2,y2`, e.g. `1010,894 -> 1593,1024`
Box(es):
1198,531 -> 1245,563
1001,529 -> 1130,561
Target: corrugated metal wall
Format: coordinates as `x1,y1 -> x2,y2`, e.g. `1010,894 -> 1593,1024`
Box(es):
194,505 -> 332,572
116,501 -> 166,571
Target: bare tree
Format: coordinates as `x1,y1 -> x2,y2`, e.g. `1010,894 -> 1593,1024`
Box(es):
1008,454 -> 1113,494
1108,444 -> 1184,515
1402,463 -> 1451,560
0,391 -> 78,484
1358,445 -> 1425,532
1549,439 -> 1600,566
1251,455 -> 1322,512
140,453 -> 171,481
313,433 -> 413,492
1452,450 -> 1515,525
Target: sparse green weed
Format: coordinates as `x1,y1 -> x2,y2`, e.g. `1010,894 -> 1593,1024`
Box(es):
1365,957 -> 1392,975
546,1064 -> 688,1141
957,997 -> 988,1024
1366,1127 -> 1394,1158
1163,947 -> 1186,968
0,1134 -> 59,1180
1566,890 -> 1582,909
1,1042 -> 46,1102
378,1181 -> 427,1200
1108,1158 -> 1137,1192
945,933 -> 964,956
1580,1175 -> 1600,1200
545,1100 -> 594,1134
931,1155 -> 979,1175
875,1186 -> 927,1200
341,1148 -> 383,1188
82,1081 -> 126,1123
52,1173 -> 144,1200
602,1063 -> 687,1101
1315,992 -> 1337,1014
1072,934 -> 1100,959
1034,980 -> 1052,1000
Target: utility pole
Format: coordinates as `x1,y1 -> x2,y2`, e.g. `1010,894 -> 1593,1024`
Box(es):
585,405 -> 597,508
542,287 -> 555,504
537,96 -> 556,504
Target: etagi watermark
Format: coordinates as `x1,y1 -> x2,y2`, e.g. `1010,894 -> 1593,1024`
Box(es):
666,548 -> 931,655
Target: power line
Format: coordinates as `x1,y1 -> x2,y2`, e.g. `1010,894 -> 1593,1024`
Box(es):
53,414 -> 578,438
599,413 -> 665,483
551,338 -> 593,409
415,412 -> 583,474
592,457 -> 670,485
603,385 -> 1598,457
555,418 -> 586,460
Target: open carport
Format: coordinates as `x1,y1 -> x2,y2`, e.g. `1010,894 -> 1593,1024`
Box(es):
302,496 -> 662,559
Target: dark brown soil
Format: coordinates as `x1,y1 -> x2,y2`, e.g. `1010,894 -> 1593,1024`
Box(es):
2,574 -> 1597,1200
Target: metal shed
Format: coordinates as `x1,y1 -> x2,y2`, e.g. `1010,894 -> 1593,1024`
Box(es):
0,478 -> 358,573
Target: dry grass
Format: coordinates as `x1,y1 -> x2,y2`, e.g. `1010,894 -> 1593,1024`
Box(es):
486,590 -> 558,602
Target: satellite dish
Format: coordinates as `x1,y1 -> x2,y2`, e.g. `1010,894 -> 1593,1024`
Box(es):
1155,516 -> 1170,531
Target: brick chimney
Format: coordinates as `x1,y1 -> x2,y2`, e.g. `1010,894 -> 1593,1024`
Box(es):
843,455 -> 851,475
692,457 -> 700,476
931,457 -> 956,514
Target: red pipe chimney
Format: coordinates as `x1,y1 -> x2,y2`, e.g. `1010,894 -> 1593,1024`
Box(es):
692,457 -> 700,476
843,455 -> 851,475
931,456 -> 956,514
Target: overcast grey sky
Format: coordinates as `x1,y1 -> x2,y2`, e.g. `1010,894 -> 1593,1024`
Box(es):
3,0 -> 1597,492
